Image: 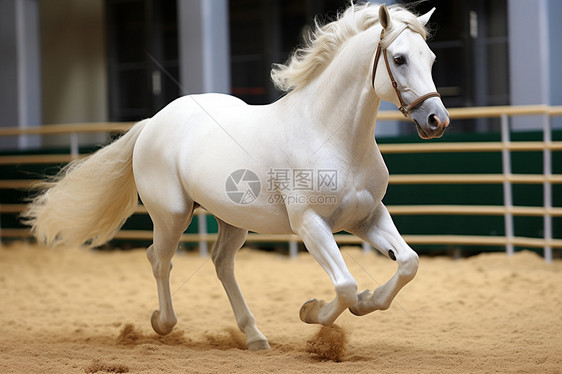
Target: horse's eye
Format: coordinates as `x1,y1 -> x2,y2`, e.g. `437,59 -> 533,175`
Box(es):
394,56 -> 405,65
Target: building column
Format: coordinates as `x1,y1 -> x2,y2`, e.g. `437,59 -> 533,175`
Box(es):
508,0 -> 550,130
177,0 -> 230,94
0,0 -> 41,150
547,0 -> 562,129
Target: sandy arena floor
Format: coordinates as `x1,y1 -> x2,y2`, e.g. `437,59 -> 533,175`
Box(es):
0,242 -> 560,373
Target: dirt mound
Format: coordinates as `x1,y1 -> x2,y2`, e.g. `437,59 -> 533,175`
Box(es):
116,323 -> 189,347
84,359 -> 129,373
306,324 -> 348,362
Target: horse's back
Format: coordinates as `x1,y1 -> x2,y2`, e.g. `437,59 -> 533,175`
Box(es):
132,93 -> 292,233
135,93 -> 252,152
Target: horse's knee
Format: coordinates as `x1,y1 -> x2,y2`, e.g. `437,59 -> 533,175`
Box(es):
398,249 -> 419,281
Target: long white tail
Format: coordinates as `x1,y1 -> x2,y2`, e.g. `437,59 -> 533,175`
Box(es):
22,119 -> 149,248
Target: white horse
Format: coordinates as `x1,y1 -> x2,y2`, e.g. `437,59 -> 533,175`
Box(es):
23,3 -> 449,350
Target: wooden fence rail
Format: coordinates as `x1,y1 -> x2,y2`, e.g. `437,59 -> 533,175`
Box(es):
1,105 -> 561,260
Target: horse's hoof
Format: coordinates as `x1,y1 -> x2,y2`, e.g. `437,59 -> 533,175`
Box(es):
151,310 -> 175,335
299,298 -> 325,324
349,305 -> 360,316
247,339 -> 271,351
349,289 -> 371,316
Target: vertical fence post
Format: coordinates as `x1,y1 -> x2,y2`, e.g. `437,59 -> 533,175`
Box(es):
501,114 -> 514,256
70,132 -> 79,159
362,241 -> 371,253
197,212 -> 208,257
289,239 -> 298,258
543,112 -> 553,263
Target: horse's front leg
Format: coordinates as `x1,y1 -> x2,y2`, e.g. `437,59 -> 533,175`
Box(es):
348,203 -> 419,316
293,210 -> 358,325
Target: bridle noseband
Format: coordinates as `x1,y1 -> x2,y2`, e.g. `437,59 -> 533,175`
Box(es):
371,29 -> 440,118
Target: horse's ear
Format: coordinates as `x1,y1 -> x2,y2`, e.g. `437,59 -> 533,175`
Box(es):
417,7 -> 436,27
379,4 -> 393,31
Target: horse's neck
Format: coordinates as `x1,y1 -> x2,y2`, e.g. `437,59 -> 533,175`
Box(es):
276,30 -> 381,158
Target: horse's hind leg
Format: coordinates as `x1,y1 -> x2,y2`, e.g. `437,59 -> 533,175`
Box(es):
146,206 -> 193,335
212,218 -> 270,350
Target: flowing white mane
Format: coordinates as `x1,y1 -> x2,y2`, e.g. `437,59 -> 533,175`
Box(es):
270,2 -> 428,93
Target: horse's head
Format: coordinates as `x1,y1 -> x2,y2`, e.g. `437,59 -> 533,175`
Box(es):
373,5 -> 449,139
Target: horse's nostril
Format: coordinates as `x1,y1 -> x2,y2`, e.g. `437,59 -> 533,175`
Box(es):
428,114 -> 441,129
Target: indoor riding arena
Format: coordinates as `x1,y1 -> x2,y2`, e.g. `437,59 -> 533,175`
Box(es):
1,1 -> 561,373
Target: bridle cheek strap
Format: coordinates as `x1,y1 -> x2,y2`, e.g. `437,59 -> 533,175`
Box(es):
371,30 -> 441,118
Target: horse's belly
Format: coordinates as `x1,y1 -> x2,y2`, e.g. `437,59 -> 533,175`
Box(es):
195,195 -> 294,234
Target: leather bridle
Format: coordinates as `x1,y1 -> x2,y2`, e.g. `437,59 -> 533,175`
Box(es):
371,29 -> 441,118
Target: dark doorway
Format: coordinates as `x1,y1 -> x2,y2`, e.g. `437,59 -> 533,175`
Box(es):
106,0 -> 180,121
229,0 -> 349,104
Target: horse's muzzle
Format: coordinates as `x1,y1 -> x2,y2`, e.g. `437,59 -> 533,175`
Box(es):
411,100 -> 450,139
